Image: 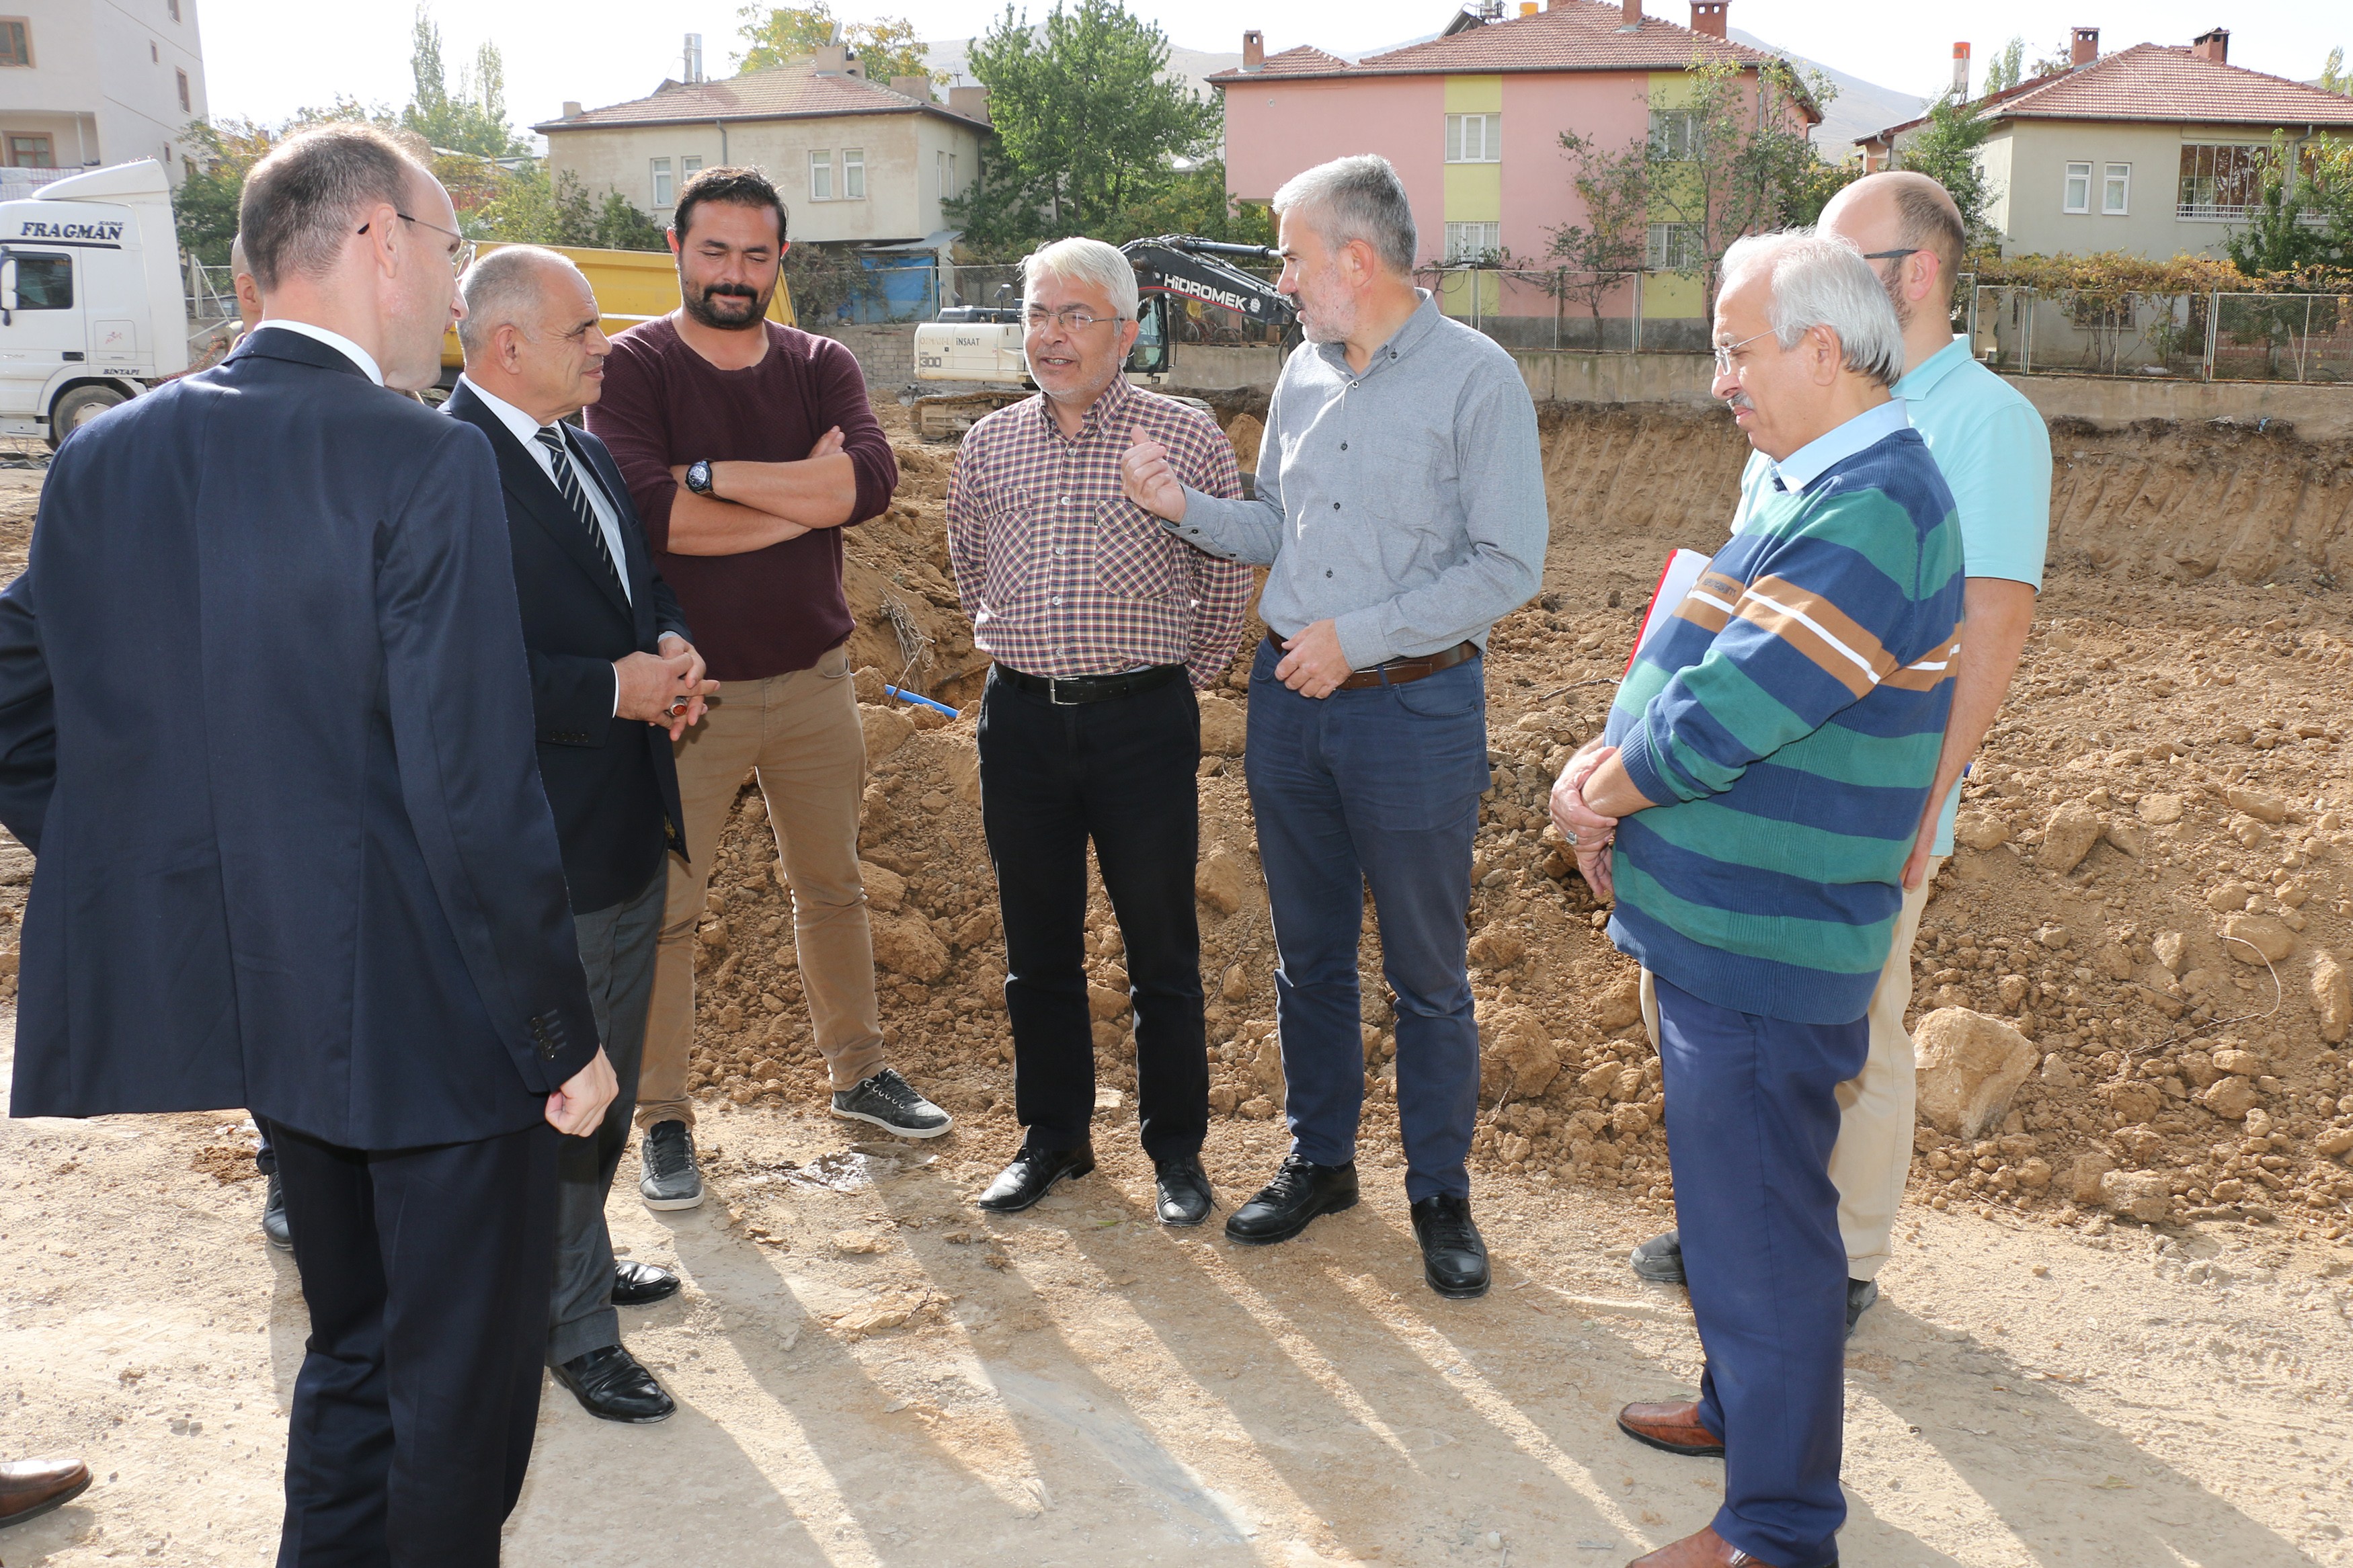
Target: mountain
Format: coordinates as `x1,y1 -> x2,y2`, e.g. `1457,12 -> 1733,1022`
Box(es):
1732,28 -> 1929,159
922,36 -> 1242,101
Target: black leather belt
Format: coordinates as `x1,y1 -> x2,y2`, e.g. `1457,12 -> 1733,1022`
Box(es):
994,662 -> 1185,705
1263,632 -> 1480,690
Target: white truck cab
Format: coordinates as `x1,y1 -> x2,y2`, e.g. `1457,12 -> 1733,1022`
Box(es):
0,159 -> 185,447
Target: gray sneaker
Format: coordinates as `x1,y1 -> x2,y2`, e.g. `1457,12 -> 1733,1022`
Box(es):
638,1120 -> 705,1210
830,1067 -> 952,1139
1630,1229 -> 1685,1284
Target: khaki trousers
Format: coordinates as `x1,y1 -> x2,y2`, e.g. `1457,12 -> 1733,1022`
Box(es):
635,643 -> 885,1129
1636,855 -> 1940,1280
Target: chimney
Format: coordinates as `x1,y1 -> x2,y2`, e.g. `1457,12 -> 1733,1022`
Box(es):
1519,1 -> 1536,15
1620,0 -> 1640,32
1243,29 -> 1264,70
684,32 -> 704,83
2191,27 -> 2228,64
2070,27 -> 2098,67
1952,40 -> 1970,95
813,42 -> 848,74
891,74 -> 934,101
561,99 -> 582,119
948,84 -> 991,124
1689,1 -> 1726,38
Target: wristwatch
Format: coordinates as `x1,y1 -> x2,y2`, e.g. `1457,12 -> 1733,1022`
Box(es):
684,459 -> 715,497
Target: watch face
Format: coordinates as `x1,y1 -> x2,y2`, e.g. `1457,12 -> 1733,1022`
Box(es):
688,461 -> 710,494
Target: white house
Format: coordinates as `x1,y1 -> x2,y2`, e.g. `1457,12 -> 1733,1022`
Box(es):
0,0 -> 208,188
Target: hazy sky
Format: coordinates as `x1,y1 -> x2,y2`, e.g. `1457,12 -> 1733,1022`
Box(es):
204,0 -> 2346,133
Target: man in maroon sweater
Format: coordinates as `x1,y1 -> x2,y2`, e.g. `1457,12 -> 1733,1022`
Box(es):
590,165 -> 951,1209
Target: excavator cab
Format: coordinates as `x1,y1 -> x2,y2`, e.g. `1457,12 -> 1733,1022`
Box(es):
1127,292 -> 1173,380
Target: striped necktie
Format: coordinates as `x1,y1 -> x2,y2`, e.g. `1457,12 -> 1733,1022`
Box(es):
534,425 -> 622,592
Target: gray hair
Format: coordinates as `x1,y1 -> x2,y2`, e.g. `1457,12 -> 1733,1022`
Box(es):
1720,231 -> 1905,388
1021,237 -> 1138,321
237,122 -> 424,290
456,245 -> 584,360
1272,155 -> 1416,278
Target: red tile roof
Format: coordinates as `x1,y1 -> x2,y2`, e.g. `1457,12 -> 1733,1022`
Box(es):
1212,1 -> 1788,81
1863,42 -> 2353,145
535,63 -> 984,132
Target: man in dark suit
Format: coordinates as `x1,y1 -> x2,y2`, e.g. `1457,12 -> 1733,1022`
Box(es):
0,124 -> 616,1566
444,245 -> 716,1425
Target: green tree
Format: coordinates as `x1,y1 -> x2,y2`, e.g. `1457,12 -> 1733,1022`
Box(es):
1112,161 -> 1275,246
1888,91 -> 1996,247
947,0 -> 1220,249
2323,47 -> 2350,97
1545,128 -> 1651,332
399,7 -> 528,159
1981,37 -> 2027,95
2225,132 -> 2353,275
735,3 -> 939,83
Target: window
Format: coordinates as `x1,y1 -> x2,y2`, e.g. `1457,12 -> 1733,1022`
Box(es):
150,41 -> 157,61
1647,108 -> 1702,161
842,147 -> 864,199
1646,221 -> 1702,271
7,132 -> 52,168
682,155 -> 702,177
650,157 -> 672,208
0,19 -> 28,68
2062,161 -> 2091,213
2102,162 -> 2129,214
168,0 -> 180,19
175,67 -> 189,112
1443,220 -> 1500,262
936,150 -> 947,202
2178,142 -> 2270,218
9,254 -> 72,310
1445,113 -> 1499,163
809,150 -> 832,201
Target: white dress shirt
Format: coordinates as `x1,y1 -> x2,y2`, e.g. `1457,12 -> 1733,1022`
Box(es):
252,318 -> 385,386
454,376 -> 633,606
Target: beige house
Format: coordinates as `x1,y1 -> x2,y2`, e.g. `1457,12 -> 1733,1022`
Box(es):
1861,28 -> 2353,260
535,48 -> 992,247
0,0 -> 208,188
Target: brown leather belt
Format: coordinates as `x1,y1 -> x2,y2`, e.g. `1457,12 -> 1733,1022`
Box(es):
1263,632 -> 1480,690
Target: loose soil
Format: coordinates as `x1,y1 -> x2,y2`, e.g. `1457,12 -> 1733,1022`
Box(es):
2,403 -> 2351,1567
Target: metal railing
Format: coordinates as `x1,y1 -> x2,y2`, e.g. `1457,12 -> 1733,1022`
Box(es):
1968,286 -> 2350,383
1412,265 -> 1712,353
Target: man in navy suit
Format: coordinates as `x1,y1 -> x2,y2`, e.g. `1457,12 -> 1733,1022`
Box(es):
444,246 -> 716,1426
0,124 -> 615,1566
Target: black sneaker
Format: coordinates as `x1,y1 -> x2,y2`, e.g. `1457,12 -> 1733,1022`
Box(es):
831,1067 -> 953,1139
1224,1154 -> 1359,1245
262,1171 -> 292,1253
638,1120 -> 705,1211
1846,1276 -> 1879,1337
1630,1229 -> 1684,1283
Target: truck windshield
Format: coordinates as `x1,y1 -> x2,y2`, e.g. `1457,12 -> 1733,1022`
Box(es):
11,254 -> 71,310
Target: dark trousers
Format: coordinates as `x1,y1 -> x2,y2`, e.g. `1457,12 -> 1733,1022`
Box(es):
977,665 -> 1207,1160
548,866 -> 666,1365
1654,974 -> 1865,1568
1242,638 -> 1488,1202
266,1116 -> 559,1568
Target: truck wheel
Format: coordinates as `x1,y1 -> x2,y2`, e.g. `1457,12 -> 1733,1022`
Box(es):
46,384 -> 128,450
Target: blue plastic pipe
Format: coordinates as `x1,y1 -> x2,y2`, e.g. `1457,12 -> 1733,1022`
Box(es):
885,685 -> 960,717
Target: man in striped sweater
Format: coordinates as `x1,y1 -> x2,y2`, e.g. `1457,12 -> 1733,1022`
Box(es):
1554,232 -> 1964,1568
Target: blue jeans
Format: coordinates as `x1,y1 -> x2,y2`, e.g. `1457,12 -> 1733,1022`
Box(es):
1243,638 -> 1488,1202
1654,974 -> 1866,1568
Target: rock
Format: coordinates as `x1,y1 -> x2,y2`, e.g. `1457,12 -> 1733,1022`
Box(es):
1952,813 -> 2010,852
950,908 -> 999,949
2221,913 -> 2295,964
869,911 -> 949,981
2151,930 -> 2187,974
852,665 -> 890,704
2094,943 -> 2135,981
2104,820 -> 2148,858
1194,847 -> 1261,916
2067,1151 -> 2116,1204
2313,954 -> 2351,1044
1578,1060 -> 1624,1098
2199,1076 -> 2260,1120
2035,922 -> 2071,950
1592,975 -> 1643,1031
1467,929 -> 1525,970
1086,983 -> 1129,1021
2018,1157 -> 2054,1190
2039,802 -> 2104,872
1197,696 -> 1247,757
859,702 -> 916,760
1221,963 -> 1250,1003
2210,1046 -> 2262,1077
1997,974 -> 2030,1011
834,1230 -> 885,1255
1608,1103 -> 1652,1137
2315,1126 -> 2353,1159
1238,1096 -> 1277,1120
2098,1169 -> 2173,1224
1480,1005 -> 1560,1099
859,860 -> 907,913
946,744 -> 982,806
2225,787 -> 2286,823
2039,1053 -> 2079,1089
1091,1019 -> 1126,1050
2105,1081 -> 2163,1123
2206,882 -> 2253,913
1913,1008 -> 2039,1138
2137,793 -> 2186,825
1208,1084 -> 1240,1116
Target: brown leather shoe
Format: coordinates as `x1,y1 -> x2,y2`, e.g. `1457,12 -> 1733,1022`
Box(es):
1628,1525 -> 1813,1567
1617,1399 -> 1726,1458
0,1456 -> 92,1528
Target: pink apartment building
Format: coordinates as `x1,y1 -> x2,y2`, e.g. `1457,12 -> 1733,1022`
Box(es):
1210,0 -> 1817,345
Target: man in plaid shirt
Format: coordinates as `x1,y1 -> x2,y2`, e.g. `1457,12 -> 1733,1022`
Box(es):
947,237 -> 1251,1224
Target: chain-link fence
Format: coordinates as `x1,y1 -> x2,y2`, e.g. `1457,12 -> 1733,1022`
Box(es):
2208,293 -> 2352,384
1412,266 -> 1712,353
1966,286 -> 2350,384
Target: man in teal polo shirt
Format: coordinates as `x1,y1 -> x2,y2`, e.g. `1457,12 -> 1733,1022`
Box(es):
1626,173 -> 2052,1323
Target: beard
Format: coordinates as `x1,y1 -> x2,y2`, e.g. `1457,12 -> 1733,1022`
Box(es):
1290,262 -> 1359,345
682,276 -> 772,331
1878,265 -> 1915,331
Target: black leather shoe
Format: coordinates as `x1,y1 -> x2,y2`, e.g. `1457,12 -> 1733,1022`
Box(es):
261,1171 -> 292,1253
1630,1228 -> 1683,1284
976,1144 -> 1095,1213
553,1344 -> 675,1424
1152,1155 -> 1215,1227
1847,1276 -> 1879,1337
612,1259 -> 681,1307
1410,1193 -> 1491,1298
1224,1154 -> 1358,1245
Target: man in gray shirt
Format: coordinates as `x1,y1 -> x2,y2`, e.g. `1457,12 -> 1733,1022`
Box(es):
1123,154 -> 1546,1298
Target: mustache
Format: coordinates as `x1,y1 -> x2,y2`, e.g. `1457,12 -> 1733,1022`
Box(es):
701,283 -> 760,300
1724,390 -> 1755,413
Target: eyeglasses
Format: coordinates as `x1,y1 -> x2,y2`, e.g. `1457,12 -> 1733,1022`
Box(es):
1023,304 -> 1125,333
357,210 -> 476,277
1860,247 -> 1923,264
1711,328 -> 1776,376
